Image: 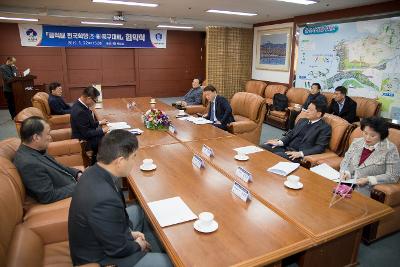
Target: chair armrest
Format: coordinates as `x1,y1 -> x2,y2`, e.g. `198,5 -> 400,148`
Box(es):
48,114 -> 71,126
185,105 -> 206,115
372,183 -> 400,206
303,151 -> 338,167
228,120 -> 257,134
315,156 -> 343,171
23,208 -> 69,244
49,128 -> 72,141
47,139 -> 82,157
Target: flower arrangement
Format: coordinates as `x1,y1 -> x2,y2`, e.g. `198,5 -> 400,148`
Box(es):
143,109 -> 170,130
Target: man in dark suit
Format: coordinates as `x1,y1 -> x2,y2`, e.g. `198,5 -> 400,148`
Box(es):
69,130 -> 172,267
328,86 -> 357,123
204,85 -> 234,131
261,100 -> 332,162
302,82 -> 327,109
13,116 -> 81,204
70,86 -> 108,164
288,82 -> 327,129
48,82 -> 71,115
0,56 -> 18,119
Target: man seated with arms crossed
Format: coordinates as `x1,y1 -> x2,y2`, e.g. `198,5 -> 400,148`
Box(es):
328,85 -> 358,123
261,100 -> 331,163
174,77 -> 203,108
48,82 -> 71,115
70,85 -> 109,164
203,85 -> 234,131
14,116 -> 81,204
69,130 -> 172,267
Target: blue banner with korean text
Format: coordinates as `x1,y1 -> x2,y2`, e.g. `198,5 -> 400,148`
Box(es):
18,24 -> 167,48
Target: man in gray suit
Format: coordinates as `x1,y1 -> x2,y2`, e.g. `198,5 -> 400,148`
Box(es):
261,99 -> 332,163
14,116 -> 82,204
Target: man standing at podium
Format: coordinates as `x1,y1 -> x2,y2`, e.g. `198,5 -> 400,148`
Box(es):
0,56 -> 18,119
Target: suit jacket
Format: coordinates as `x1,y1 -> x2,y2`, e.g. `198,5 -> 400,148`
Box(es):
205,95 -> 235,126
281,118 -> 332,156
184,86 -> 203,105
0,64 -> 17,92
48,94 -> 71,115
302,93 -> 327,109
13,144 -> 78,204
70,100 -> 104,149
329,96 -> 357,123
69,164 -> 145,266
340,138 -> 400,194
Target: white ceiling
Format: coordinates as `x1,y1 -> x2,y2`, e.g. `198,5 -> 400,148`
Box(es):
0,0 -> 390,30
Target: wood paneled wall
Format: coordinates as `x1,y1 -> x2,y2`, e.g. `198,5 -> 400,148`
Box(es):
0,23 -> 205,105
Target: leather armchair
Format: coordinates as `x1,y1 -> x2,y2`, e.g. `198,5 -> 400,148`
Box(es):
0,172 -> 96,267
0,137 -> 83,220
32,92 -> 71,129
228,92 -> 266,144
299,113 -> 354,166
245,80 -> 267,97
265,87 -> 309,130
185,92 -> 209,115
322,92 -> 335,107
14,107 -> 72,141
352,96 -> 381,124
264,84 -> 288,107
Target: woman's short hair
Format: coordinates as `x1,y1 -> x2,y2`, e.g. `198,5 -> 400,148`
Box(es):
48,82 -> 61,93
360,116 -> 389,140
97,130 -> 139,164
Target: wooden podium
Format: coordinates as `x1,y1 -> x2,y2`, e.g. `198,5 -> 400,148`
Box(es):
10,75 -> 46,114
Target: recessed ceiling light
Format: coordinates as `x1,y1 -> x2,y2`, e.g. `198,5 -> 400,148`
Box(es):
157,25 -> 193,29
276,0 -> 317,5
206,10 -> 257,16
0,16 -> 38,22
81,21 -> 124,26
92,0 -> 158,7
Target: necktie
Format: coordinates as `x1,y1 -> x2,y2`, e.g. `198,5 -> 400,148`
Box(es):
210,102 -> 215,122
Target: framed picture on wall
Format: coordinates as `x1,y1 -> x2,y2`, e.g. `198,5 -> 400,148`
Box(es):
255,27 -> 292,71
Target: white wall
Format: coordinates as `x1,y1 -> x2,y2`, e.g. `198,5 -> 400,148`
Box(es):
251,22 -> 294,84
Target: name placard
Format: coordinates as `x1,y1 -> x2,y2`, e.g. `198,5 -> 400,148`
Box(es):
192,154 -> 205,169
231,181 -> 251,202
202,144 -> 214,157
235,167 -> 253,183
169,125 -> 177,134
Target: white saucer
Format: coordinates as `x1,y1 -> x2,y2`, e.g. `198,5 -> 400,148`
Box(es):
234,155 -> 249,161
140,164 -> 157,171
193,220 -> 218,233
284,181 -> 303,190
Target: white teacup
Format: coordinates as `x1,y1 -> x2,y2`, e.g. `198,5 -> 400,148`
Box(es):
150,98 -> 156,104
198,212 -> 214,228
287,175 -> 300,185
236,151 -> 246,159
143,159 -> 154,168
178,109 -> 185,115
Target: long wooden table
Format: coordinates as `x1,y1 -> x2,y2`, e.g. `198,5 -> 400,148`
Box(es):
97,98 -> 393,267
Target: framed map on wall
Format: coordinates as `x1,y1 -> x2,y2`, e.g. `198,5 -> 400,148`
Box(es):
255,27 -> 292,71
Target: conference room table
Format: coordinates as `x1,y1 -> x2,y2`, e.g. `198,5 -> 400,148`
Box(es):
97,97 -> 393,267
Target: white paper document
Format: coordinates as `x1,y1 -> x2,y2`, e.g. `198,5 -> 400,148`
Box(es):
179,116 -> 212,125
95,103 -> 103,109
310,163 -> 340,181
23,68 -> 30,77
147,196 -> 198,227
267,162 -> 300,176
233,146 -> 264,155
107,122 -> 131,130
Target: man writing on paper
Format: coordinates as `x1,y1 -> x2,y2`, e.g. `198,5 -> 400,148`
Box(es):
70,86 -> 109,164
261,100 -> 331,163
0,56 -> 18,119
203,85 -> 234,131
69,130 -> 172,267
